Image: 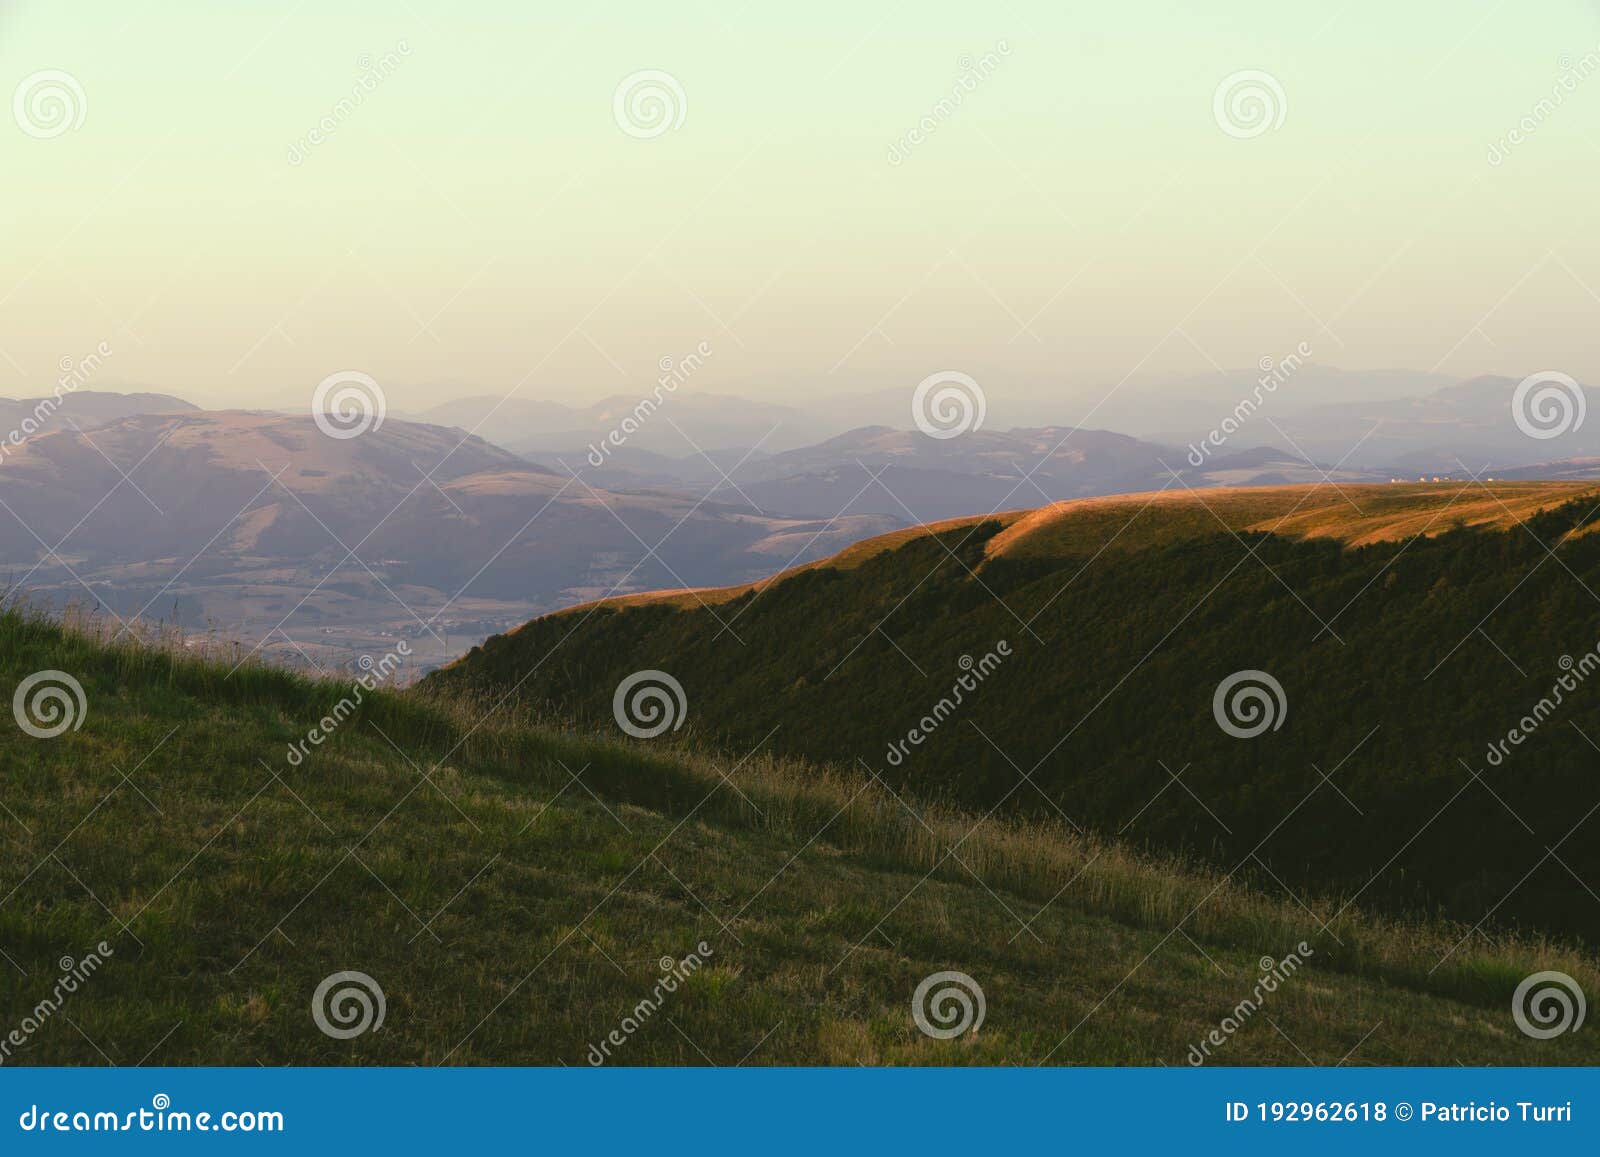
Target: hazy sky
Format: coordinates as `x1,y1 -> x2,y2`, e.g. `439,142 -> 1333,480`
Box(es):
4,2 -> 1600,418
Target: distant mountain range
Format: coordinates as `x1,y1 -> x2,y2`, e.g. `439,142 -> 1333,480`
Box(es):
5,373 -> 1600,667
410,392 -> 819,455
412,368 -> 1597,474
1252,375 -> 1600,470
423,372 -> 1600,521
520,425 -> 1389,523
1101,365 -> 1458,443
0,389 -> 194,432
0,409 -> 897,672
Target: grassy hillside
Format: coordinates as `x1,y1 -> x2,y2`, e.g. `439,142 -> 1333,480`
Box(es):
435,482 -> 1600,945
2,604 -> 1597,1064
536,481 -> 1599,612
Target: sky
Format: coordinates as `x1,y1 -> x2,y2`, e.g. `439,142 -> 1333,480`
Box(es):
4,1 -> 1600,420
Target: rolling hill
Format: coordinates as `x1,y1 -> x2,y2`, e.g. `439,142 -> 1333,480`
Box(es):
433,481 -> 1600,944
1,602 -> 1595,1065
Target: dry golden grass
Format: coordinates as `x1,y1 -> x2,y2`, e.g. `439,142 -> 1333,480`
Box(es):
540,482 -> 1600,619
986,481 -> 1600,559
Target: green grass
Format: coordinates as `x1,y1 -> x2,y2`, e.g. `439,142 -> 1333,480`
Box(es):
1,603 -> 1595,1065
